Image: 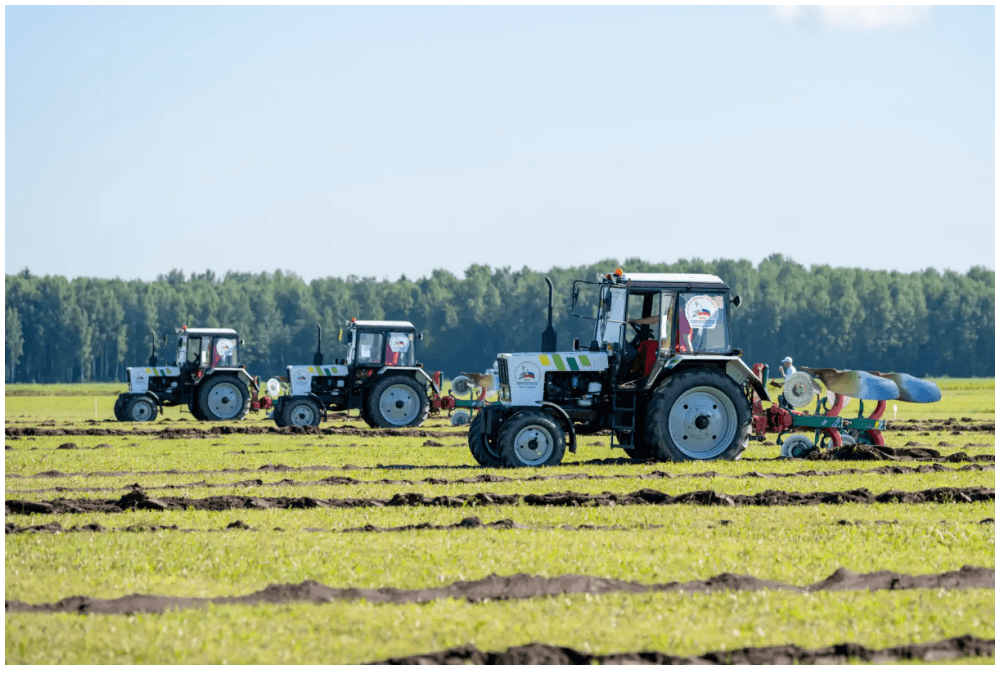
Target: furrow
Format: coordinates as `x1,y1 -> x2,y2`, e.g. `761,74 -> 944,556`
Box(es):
5,566 -> 993,615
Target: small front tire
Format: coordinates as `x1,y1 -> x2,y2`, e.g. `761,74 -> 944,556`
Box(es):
498,411 -> 566,468
281,397 -> 321,427
125,395 -> 158,422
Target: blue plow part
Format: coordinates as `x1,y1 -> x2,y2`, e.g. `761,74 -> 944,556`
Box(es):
800,367 -> 901,401
871,372 -> 942,403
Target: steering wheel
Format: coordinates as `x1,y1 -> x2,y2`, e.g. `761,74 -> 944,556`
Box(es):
628,321 -> 655,346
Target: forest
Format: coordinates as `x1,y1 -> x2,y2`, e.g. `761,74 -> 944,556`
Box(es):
4,255 -> 994,383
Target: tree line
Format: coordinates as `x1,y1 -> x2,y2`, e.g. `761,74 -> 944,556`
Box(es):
4,255 -> 994,384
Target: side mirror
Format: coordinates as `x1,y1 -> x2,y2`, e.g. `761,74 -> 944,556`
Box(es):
603,294 -> 612,312
417,333 -> 423,341
732,295 -> 742,308
238,338 -> 244,346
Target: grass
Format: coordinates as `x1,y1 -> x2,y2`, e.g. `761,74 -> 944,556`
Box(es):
4,379 -> 996,664
5,589 -> 994,664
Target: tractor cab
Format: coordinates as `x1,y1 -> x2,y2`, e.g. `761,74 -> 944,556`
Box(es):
343,320 -> 419,383
574,271 -> 738,353
176,327 -> 241,374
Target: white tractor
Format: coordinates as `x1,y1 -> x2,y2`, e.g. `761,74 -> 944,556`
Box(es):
114,327 -> 265,422
270,320 -> 438,428
468,269 -> 771,467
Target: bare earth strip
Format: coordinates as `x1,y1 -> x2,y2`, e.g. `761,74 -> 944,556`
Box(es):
369,635 -> 994,665
5,425 -> 466,439
7,515 -> 994,536
5,486 -> 994,515
5,463 -> 994,495
5,566 -> 993,615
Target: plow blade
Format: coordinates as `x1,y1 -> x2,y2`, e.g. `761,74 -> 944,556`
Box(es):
800,367 -> 900,401
870,372 -> 942,403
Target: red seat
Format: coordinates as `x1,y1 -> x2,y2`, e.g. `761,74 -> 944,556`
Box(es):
637,340 -> 659,377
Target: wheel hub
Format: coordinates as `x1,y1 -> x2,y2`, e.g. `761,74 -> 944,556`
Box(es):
207,382 -> 243,418
379,384 -> 419,425
513,425 -> 552,464
290,404 -> 315,426
667,386 -> 739,460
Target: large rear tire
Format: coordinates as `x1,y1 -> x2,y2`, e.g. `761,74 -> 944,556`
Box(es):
281,396 -> 321,427
618,431 -> 655,460
367,375 -> 429,428
124,395 -> 158,422
197,374 -> 251,422
468,412 -> 503,467
644,368 -> 751,462
498,411 -> 566,468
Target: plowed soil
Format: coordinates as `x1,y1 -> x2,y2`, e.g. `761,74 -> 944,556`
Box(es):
6,486 -> 993,515
5,463 -> 993,495
5,566 -> 992,615
370,635 -> 994,665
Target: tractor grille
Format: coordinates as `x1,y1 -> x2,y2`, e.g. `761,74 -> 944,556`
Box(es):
497,359 -> 510,386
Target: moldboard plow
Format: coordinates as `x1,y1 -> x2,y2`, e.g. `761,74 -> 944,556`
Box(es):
751,365 -> 942,458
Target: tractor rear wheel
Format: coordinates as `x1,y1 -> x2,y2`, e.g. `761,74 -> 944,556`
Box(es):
124,395 -> 158,422
644,368 -> 751,462
281,396 -> 321,427
498,411 -> 566,468
468,412 -> 502,467
367,375 -> 429,428
197,375 -> 251,422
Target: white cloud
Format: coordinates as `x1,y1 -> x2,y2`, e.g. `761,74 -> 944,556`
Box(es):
772,5 -> 932,31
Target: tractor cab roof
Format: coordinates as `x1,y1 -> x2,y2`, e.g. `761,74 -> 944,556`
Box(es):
181,328 -> 239,337
350,320 -> 416,332
602,272 -> 730,291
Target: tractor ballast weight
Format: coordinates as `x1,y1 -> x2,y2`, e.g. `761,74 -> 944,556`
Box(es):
271,319 -> 437,429
468,269 -> 769,467
114,327 -> 268,423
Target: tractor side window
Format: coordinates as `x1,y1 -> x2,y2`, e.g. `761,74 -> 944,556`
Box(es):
357,332 -> 384,365
212,338 -> 237,367
679,293 -> 730,354
385,332 -> 414,366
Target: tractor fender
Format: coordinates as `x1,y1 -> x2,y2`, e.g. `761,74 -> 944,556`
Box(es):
540,402 -> 577,454
376,366 -> 439,394
650,354 -> 771,403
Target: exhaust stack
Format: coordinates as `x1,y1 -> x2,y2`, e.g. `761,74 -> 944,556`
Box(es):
541,276 -> 557,352
313,323 -> 324,366
148,331 -> 157,367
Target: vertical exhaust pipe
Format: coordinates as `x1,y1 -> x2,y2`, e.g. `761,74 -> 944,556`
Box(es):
541,277 -> 557,352
148,331 -> 158,367
313,323 -> 324,366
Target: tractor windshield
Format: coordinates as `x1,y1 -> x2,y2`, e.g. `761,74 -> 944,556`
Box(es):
678,292 -> 730,354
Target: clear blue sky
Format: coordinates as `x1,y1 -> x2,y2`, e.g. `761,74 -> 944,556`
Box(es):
4,5 -> 995,282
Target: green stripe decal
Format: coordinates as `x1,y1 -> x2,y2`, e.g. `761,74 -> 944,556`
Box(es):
578,355 -> 591,367
553,355 -> 566,371
566,355 -> 580,371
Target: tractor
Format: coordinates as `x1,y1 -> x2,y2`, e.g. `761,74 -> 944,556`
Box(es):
114,327 -> 266,422
270,320 -> 440,428
467,269 -> 771,467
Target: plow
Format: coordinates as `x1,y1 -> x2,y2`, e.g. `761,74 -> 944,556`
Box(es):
751,364 -> 942,458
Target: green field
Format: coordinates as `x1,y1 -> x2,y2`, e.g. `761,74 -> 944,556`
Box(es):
4,380 -> 995,664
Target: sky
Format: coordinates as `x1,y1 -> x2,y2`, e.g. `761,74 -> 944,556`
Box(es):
4,5 -> 995,282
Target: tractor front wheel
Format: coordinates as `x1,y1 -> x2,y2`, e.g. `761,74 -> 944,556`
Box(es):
124,395 -> 158,422
367,375 -> 429,428
114,394 -> 128,421
197,375 -> 251,422
498,411 -> 566,468
644,368 -> 751,462
468,412 -> 503,467
281,396 -> 321,427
